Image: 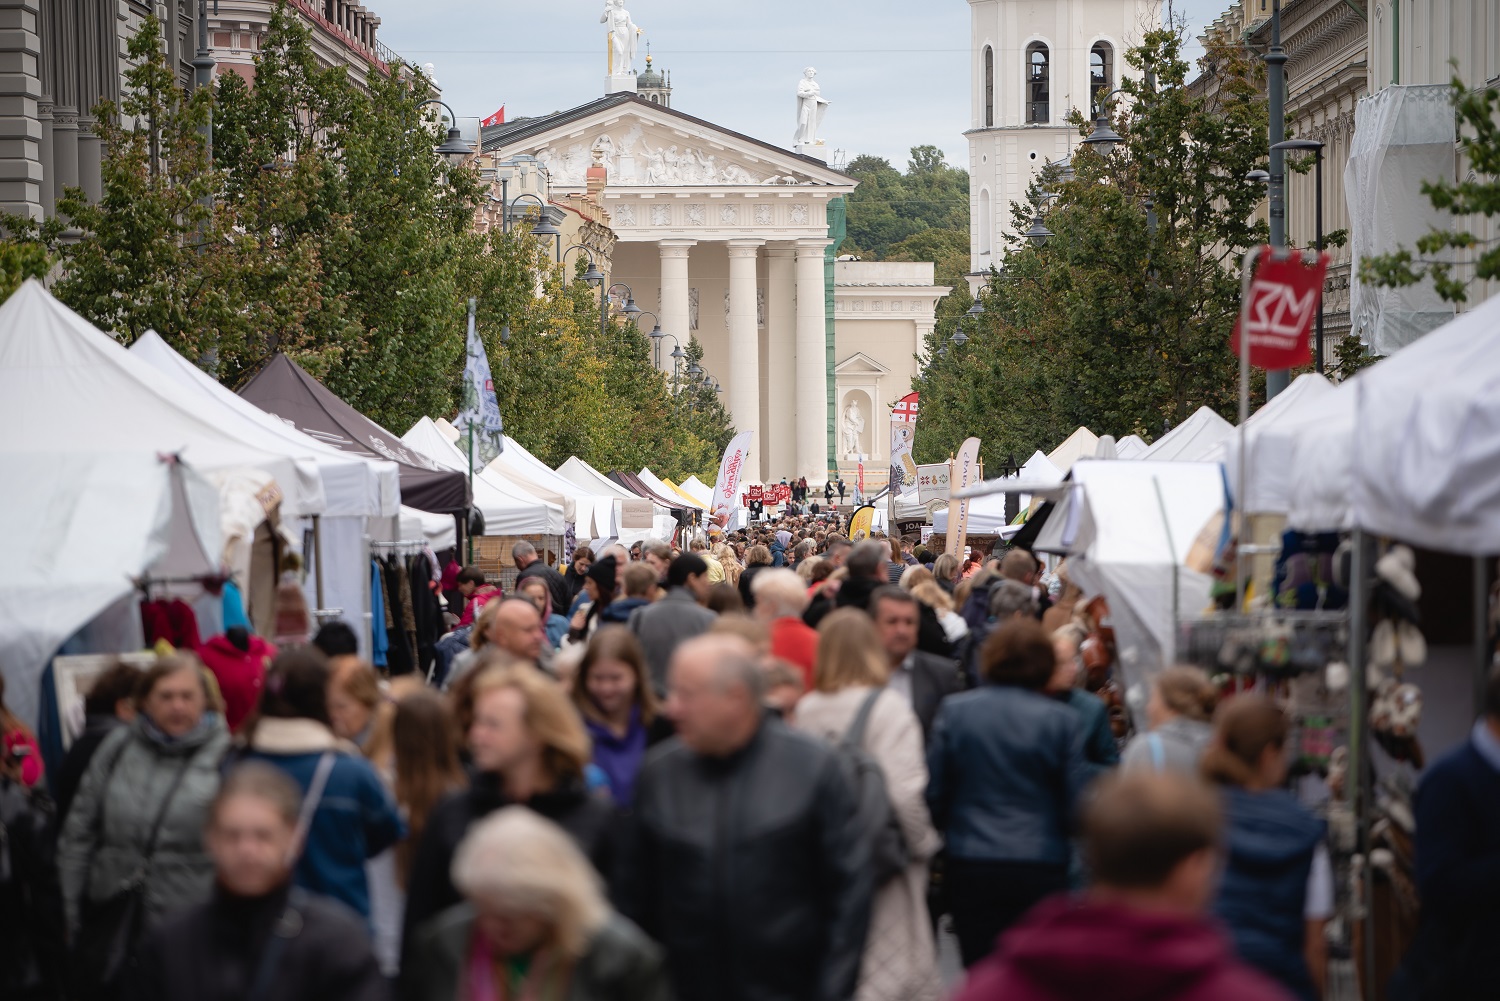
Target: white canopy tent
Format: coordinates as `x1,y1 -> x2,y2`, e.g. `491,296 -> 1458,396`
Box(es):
402,418 -> 565,536
639,468 -> 705,511
1286,385 -> 1359,533
934,450 -> 1063,534
1218,373 -> 1336,514
1350,292 -> 1500,553
0,281 -> 324,516
1028,460 -> 1224,716
678,476 -> 714,507
1116,434 -> 1150,459
1141,406 -> 1235,462
556,457 -> 677,544
400,505 -> 457,551
1047,427 -> 1100,473
0,453 -> 221,725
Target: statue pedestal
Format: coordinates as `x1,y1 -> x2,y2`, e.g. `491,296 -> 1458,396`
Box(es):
795,141 -> 829,162
606,72 -> 638,95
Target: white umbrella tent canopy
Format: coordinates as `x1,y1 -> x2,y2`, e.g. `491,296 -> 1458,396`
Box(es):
1141,406 -> 1235,462
1046,427 -> 1100,474
556,456 -> 677,544
1218,373 -> 1334,513
638,467 -> 705,511
678,476 -> 714,507
403,418 -> 565,536
1028,460 -> 1225,717
934,450 -> 1062,534
401,505 -> 457,551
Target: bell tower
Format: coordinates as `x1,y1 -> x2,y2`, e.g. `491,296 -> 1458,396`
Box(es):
636,49 -> 672,108
965,0 -> 1158,274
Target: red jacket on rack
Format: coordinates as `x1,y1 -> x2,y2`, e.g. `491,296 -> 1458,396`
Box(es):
198,632 -> 277,733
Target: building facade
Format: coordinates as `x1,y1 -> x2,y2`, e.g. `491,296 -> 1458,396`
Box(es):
965,0 -> 1160,273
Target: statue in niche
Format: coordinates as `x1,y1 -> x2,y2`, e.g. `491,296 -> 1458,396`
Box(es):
689,288 -> 700,330
841,398 -> 866,455
795,67 -> 829,146
601,0 -> 642,75
757,287 -> 765,327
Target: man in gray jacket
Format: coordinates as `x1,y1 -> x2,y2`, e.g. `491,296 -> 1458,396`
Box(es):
630,554 -> 717,695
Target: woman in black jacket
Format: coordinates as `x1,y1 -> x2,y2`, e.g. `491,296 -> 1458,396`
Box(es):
401,661 -> 617,959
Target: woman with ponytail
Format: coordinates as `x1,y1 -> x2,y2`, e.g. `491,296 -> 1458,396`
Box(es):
1121,666 -> 1218,774
1202,695 -> 1331,1001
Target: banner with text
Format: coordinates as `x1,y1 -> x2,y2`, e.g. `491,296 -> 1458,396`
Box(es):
916,463 -> 950,504
848,505 -> 876,541
944,437 -> 982,563
888,392 -> 919,494
710,431 -> 754,535
1229,245 -> 1330,369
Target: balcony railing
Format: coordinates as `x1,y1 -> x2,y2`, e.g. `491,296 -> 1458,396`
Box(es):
1026,101 -> 1050,124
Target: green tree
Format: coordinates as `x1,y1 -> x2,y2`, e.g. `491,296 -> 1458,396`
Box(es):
843,147 -> 970,260
913,27 -> 1268,469
1362,76 -> 1500,304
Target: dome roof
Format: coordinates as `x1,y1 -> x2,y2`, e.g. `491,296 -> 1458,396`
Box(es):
636,53 -> 665,89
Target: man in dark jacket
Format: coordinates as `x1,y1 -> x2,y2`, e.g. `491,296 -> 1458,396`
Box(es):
127,762 -> 387,1001
871,587 -> 964,742
619,634 -> 872,1001
513,542 -> 571,617
804,540 -> 885,627
52,662 -> 138,824
1390,666 -> 1500,1000
953,770 -> 1290,1001
629,555 -> 717,695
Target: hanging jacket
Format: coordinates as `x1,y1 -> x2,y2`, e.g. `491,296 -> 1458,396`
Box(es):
196,633 -> 276,734
1213,786 -> 1325,1001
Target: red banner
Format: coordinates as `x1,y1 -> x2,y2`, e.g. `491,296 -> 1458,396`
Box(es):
481,106 -> 506,127
747,484 -> 764,502
1230,246 -> 1329,369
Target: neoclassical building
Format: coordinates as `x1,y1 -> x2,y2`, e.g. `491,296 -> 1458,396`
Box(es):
481,91 -> 863,484
965,0 -> 1160,272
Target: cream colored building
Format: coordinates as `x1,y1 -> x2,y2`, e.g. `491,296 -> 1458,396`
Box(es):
966,0 -> 1160,271
480,92 -> 859,485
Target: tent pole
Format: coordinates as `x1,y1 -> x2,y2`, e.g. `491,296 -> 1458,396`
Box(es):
1474,556 -> 1490,719
1346,529 -> 1376,997
1235,248 -> 1257,614
312,514 -> 325,610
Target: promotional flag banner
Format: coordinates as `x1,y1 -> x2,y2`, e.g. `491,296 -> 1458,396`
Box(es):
944,437 -> 982,561
888,392 -> 919,493
1229,246 -> 1330,369
847,504 -> 876,541
454,311 -> 504,468
710,431 -> 754,534
481,106 -> 506,127
916,463 -> 950,503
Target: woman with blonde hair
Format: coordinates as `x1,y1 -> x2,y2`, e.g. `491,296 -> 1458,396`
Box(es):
402,662 -> 617,956
932,552 -> 960,593
1204,695 -> 1331,1001
327,657 -> 387,752
1120,665 -> 1218,774
713,542 -> 744,587
403,807 -> 667,1001
794,610 -> 942,1001
910,579 -> 969,646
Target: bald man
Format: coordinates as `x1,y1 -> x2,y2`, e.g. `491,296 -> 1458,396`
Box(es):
619,635 -> 872,1001
485,598 -> 547,666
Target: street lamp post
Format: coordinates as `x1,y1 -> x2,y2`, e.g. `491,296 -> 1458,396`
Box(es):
1081,87 -> 1128,157
560,244 -> 606,282
1265,0 -> 1291,399
601,282 -> 642,340
1272,138 -> 1326,373
418,99 -> 473,165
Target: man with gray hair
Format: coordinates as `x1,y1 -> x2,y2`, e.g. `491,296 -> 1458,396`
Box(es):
512,541 -> 570,615
620,634 -> 873,1001
806,539 -> 889,627
752,568 -> 819,686
956,579 -> 1041,687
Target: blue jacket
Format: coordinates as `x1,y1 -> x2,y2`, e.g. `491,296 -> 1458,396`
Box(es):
926,684 -> 1087,866
769,540 -> 787,567
243,719 -> 405,920
600,597 -> 650,625
1213,786 -> 1324,1001
1062,688 -> 1120,782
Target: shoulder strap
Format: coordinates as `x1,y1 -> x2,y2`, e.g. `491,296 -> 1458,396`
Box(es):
1147,733 -> 1166,772
135,753 -> 193,877
843,690 -> 884,751
288,753 -> 336,863
246,887 -> 308,1001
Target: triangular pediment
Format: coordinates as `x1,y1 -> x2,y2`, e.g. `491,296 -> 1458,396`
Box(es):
481,94 -> 852,191
834,351 -> 891,376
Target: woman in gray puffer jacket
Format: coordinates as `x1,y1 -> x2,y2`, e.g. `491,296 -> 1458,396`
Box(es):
1120,665 -> 1218,774
58,656 -> 230,963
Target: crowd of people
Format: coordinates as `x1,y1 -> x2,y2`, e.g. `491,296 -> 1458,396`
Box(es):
1,516 -> 1497,1001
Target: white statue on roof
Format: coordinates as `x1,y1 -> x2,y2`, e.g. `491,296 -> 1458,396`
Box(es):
601,0 -> 642,76
795,67 -> 829,147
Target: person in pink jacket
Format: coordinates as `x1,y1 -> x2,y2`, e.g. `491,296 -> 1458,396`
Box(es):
953,770 -> 1293,1001
197,627 -> 277,733
0,673 -> 42,787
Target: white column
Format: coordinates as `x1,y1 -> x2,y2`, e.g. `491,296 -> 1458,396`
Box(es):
658,240 -> 694,373
727,240 -> 763,477
765,245 -> 797,485
795,239 -> 832,483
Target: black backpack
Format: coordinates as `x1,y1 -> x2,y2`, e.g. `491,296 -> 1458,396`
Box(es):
833,691 -> 909,884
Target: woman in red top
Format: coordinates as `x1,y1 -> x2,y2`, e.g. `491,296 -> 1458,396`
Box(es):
0,672 -> 43,787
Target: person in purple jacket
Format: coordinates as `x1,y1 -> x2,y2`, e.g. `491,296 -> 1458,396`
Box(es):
571,627 -> 674,808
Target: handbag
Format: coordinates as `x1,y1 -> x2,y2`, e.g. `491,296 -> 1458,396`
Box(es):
837,690 -> 909,884
73,748 -> 192,1000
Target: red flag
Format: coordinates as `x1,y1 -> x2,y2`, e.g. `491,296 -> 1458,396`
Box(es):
1230,245 -> 1329,369
481,106 -> 505,127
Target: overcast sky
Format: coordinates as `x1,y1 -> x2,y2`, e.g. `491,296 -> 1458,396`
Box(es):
372,0 -> 1235,171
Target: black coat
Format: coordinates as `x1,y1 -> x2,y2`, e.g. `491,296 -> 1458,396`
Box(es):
401,773 -> 618,961
125,883 -> 387,1001
52,714 -> 122,826
903,650 -> 967,743
617,717 -> 873,1001
0,779 -> 65,1001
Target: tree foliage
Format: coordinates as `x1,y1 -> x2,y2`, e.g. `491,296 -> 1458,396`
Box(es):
913,28 -> 1269,469
842,146 -> 969,260
12,4 -> 729,481
1361,76 -> 1500,303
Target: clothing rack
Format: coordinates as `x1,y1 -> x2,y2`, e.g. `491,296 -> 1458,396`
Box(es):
370,539 -> 428,552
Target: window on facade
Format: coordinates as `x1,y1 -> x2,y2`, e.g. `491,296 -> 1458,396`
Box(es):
1026,43 -> 1049,123
1091,43 -> 1113,112
983,46 -> 995,127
